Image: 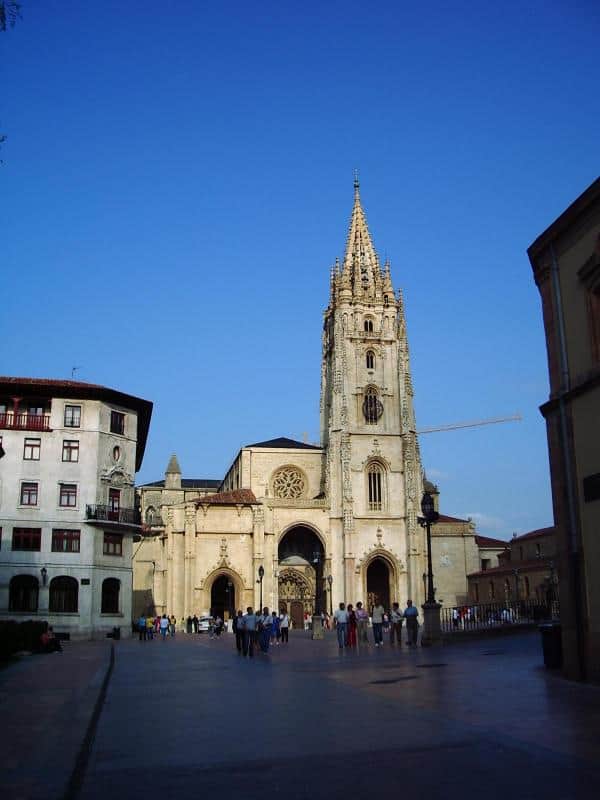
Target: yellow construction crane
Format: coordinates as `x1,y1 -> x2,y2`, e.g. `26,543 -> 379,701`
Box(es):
417,414 -> 522,435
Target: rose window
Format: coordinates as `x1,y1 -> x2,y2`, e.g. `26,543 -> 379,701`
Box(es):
273,468 -> 306,499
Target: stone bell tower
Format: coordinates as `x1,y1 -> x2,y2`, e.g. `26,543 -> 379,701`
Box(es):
320,178 -> 425,605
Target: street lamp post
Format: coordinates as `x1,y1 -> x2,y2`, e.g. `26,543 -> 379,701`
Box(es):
327,574 -> 333,617
311,551 -> 324,640
257,565 -> 264,611
226,579 -> 233,619
418,491 -> 441,646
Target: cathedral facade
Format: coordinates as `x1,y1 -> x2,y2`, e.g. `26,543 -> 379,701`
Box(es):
133,183 -> 460,627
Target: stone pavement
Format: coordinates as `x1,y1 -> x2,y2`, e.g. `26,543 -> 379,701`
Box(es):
0,638 -> 112,800
3,630 -> 600,800
79,630 -> 600,800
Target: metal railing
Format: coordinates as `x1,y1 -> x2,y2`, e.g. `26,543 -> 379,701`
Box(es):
441,600 -> 559,633
86,504 -> 141,525
0,412 -> 51,431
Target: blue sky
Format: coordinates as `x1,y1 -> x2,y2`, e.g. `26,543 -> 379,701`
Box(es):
2,1 -> 599,537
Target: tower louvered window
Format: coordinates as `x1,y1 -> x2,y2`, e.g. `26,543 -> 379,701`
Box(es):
366,350 -> 375,369
368,463 -> 383,511
363,387 -> 382,424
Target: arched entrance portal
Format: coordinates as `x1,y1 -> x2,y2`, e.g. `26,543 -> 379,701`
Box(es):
278,526 -> 325,626
367,558 -> 390,612
210,575 -> 235,620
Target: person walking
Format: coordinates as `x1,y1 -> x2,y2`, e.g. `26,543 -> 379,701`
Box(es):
372,602 -> 385,646
270,611 -> 281,646
280,611 -> 290,643
233,610 -> 244,654
242,607 -> 257,657
169,614 -> 176,637
258,607 -> 272,653
403,599 -> 419,646
159,614 -> 169,640
146,614 -> 154,640
390,602 -> 403,645
356,602 -> 369,645
192,614 -> 198,634
334,602 -> 349,649
347,604 -> 357,647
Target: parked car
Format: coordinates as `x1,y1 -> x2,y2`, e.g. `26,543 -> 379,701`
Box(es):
197,616 -> 213,633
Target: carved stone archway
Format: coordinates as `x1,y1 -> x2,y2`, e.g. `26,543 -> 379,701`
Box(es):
278,567 -> 314,629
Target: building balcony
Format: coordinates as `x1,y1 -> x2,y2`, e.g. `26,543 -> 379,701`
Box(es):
86,504 -> 141,528
0,412 -> 52,431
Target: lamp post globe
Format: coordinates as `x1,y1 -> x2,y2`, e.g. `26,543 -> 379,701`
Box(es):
257,565 -> 264,611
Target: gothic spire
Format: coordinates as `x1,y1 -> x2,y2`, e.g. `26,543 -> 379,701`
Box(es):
341,175 -> 381,296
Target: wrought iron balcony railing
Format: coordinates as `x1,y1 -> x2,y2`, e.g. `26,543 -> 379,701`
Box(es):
0,412 -> 52,431
86,504 -> 141,526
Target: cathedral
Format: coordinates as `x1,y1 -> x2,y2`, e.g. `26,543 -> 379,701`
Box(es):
133,182 -> 482,627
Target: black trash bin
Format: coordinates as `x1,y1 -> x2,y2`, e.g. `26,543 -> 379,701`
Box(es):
112,626 -> 121,641
539,623 -> 562,669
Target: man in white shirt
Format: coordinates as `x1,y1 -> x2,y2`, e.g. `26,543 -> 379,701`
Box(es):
390,602 -> 403,645
334,602 -> 349,649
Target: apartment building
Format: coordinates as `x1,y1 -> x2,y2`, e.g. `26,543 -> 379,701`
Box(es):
0,377 -> 152,639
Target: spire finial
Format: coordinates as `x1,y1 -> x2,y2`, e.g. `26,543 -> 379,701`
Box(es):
353,168 -> 360,194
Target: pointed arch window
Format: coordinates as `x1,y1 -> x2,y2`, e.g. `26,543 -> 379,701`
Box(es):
364,318 -> 374,333
366,350 -> 375,369
367,461 -> 385,511
363,387 -> 382,425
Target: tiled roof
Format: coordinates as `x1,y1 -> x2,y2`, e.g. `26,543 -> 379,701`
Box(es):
140,479 -> 221,489
245,437 -> 321,450
511,527 -> 555,542
194,489 -> 257,506
468,559 -> 553,579
436,513 -> 470,524
0,376 -> 106,389
476,535 -> 509,548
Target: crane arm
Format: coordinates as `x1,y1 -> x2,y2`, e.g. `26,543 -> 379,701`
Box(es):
417,414 -> 522,435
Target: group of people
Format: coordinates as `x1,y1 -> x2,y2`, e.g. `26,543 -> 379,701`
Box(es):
332,600 -> 420,649
231,607 -> 290,657
137,613 -> 177,640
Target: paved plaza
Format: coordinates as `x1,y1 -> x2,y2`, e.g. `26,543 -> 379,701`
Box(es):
3,630 -> 600,800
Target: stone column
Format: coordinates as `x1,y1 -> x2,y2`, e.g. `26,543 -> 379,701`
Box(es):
184,507 -> 196,616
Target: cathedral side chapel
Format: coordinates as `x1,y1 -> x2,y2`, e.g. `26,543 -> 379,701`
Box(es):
134,182 -> 485,626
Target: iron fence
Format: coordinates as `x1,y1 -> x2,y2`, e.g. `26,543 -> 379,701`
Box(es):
441,599 -> 559,633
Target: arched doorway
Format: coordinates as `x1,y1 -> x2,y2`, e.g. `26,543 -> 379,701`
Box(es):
210,575 -> 235,620
278,526 -> 325,622
366,558 -> 390,612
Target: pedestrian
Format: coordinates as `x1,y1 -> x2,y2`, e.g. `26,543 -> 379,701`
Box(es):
390,602 -> 403,645
233,610 -> 244,654
280,610 -> 290,643
214,616 -> 223,637
146,614 -> 154,640
334,602 -> 348,649
403,599 -> 419,646
192,614 -> 198,634
160,614 -> 169,639
186,615 -> 193,634
347,603 -> 357,647
169,614 -> 176,637
356,602 -> 369,644
383,611 -> 390,636
154,615 -> 160,635
258,607 -> 272,653
242,606 -> 257,657
180,617 -> 186,634
452,607 -> 460,629
270,611 -> 281,645
138,614 -> 147,641
372,601 -> 385,646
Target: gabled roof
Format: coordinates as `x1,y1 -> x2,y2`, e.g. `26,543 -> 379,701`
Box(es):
245,437 -> 321,451
194,489 -> 257,506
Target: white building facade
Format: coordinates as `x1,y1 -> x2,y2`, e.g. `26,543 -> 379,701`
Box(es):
0,377 -> 152,639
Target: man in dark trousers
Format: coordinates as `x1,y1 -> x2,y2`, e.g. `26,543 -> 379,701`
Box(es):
233,609 -> 244,654
242,607 -> 257,658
